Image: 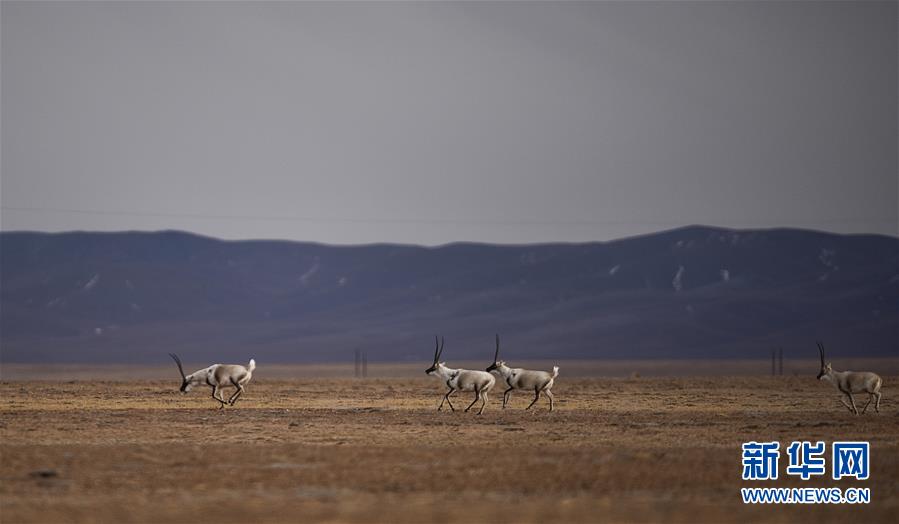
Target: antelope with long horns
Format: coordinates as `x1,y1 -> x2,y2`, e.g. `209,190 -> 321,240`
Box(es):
816,342 -> 882,415
486,334 -> 558,411
168,353 -> 256,408
425,336 -> 496,414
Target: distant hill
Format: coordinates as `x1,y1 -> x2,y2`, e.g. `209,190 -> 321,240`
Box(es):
1,226 -> 897,363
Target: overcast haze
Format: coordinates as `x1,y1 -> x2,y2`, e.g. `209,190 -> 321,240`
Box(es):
2,1 -> 897,245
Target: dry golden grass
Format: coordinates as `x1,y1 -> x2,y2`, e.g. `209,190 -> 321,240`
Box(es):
1,368 -> 897,523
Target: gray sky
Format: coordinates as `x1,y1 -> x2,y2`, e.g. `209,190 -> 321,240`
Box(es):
2,1 -> 896,245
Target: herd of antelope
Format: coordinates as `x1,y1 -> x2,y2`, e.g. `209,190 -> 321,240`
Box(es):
168,339 -> 882,415
424,335 -> 558,414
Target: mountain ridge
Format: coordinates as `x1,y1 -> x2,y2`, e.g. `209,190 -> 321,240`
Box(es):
1,226 -> 897,363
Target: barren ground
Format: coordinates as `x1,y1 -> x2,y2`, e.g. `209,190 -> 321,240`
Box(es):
1,365 -> 897,523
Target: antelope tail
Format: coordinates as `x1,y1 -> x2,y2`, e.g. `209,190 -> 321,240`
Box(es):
248,359 -> 256,372
551,366 -> 559,379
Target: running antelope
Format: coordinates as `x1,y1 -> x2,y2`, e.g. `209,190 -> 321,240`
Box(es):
486,334 -> 558,411
168,353 -> 256,408
816,342 -> 882,415
425,336 -> 496,414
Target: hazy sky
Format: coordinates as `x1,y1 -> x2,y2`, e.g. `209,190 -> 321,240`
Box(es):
2,1 -> 896,245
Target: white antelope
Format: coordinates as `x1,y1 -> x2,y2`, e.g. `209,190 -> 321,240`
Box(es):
425,336 -> 496,415
486,334 -> 558,411
168,353 -> 256,409
816,342 -> 882,415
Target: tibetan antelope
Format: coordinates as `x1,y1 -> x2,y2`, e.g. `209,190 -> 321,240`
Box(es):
486,334 -> 558,411
425,336 -> 496,415
816,342 -> 882,415
168,353 -> 256,408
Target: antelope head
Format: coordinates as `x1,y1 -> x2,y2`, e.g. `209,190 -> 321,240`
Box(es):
816,342 -> 832,380
486,334 -> 505,372
425,336 -> 445,375
168,353 -> 193,393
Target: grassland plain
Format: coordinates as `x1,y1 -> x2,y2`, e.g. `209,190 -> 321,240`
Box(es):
1,362 -> 897,523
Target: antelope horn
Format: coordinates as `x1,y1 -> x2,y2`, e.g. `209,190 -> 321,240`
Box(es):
168,353 -> 186,379
433,336 -> 440,364
494,334 -> 500,363
816,342 -> 825,366
437,336 -> 445,361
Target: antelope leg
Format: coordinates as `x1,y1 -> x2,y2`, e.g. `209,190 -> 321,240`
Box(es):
478,390 -> 489,415
544,389 -> 555,412
212,385 -> 227,408
525,388 -> 540,410
847,393 -> 859,415
228,388 -> 244,406
465,389 -> 480,412
838,395 -> 853,413
503,387 -> 513,409
861,395 -> 872,414
227,378 -> 244,405
229,391 -> 243,406
438,388 -> 456,411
